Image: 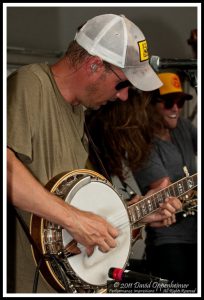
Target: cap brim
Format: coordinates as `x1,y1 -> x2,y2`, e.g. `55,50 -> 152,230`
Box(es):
182,93 -> 193,100
123,64 -> 163,91
161,92 -> 193,101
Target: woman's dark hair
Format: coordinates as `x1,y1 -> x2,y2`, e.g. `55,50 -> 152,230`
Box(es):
86,89 -> 160,181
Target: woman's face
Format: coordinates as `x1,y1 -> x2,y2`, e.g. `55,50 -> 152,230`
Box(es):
155,96 -> 184,129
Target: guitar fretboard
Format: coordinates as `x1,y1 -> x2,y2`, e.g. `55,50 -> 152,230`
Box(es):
128,174 -> 197,224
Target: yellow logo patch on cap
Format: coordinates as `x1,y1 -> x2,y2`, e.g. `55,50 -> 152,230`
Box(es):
172,75 -> 181,89
158,73 -> 183,95
138,40 -> 149,61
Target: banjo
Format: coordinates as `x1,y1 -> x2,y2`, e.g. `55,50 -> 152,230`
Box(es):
30,169 -> 197,293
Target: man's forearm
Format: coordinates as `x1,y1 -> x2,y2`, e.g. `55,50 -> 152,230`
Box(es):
7,147 -> 73,228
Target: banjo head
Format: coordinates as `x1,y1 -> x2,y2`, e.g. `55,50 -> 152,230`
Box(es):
63,175 -> 131,286
32,169 -> 131,292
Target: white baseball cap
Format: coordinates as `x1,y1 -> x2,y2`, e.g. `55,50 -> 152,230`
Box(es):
75,14 -> 163,91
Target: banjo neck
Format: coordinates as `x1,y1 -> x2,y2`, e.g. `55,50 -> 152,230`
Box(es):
128,173 -> 197,224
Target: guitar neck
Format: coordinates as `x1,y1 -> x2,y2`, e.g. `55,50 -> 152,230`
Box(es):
128,174 -> 197,224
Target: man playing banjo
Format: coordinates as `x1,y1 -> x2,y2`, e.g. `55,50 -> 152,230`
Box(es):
7,14 -> 182,293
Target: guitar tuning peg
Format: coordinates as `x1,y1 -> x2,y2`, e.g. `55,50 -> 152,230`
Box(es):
183,166 -> 190,177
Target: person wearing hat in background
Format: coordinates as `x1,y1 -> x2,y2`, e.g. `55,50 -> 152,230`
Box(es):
7,14 -> 182,293
133,72 -> 197,290
86,72 -> 197,291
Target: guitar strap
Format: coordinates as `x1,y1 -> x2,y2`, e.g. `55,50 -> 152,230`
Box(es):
84,121 -> 112,183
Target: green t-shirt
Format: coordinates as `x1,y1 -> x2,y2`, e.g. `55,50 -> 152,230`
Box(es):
7,63 -> 88,293
7,63 -> 88,185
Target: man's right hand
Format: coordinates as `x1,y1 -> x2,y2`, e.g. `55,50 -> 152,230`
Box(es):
64,205 -> 119,256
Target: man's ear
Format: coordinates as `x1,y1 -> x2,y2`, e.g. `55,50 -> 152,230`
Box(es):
85,56 -> 104,75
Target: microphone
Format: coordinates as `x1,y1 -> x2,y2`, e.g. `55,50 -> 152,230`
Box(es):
108,267 -> 168,283
150,55 -> 197,72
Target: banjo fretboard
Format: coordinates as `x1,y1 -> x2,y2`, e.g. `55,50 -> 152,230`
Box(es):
128,174 -> 197,224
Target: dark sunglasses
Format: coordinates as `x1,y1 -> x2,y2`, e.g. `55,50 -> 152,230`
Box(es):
107,65 -> 133,90
157,97 -> 186,109
115,80 -> 133,90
